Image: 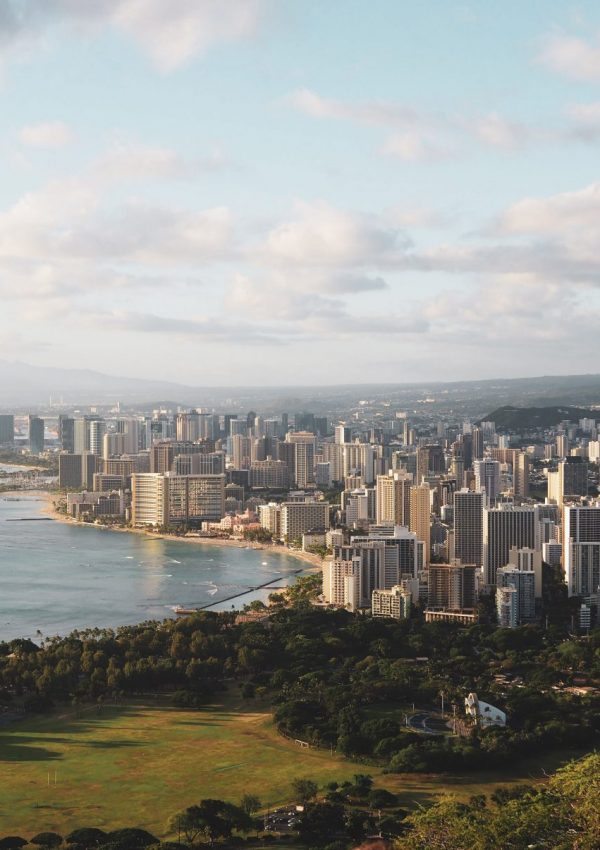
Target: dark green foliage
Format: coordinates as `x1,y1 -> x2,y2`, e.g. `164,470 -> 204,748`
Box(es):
0,839 -> 28,850
0,606 -> 598,776
368,788 -> 398,808
65,828 -> 107,848
30,834 -> 63,848
483,404 -> 599,429
291,778 -> 318,803
104,828 -> 157,849
169,800 -> 251,845
396,752 -> 600,850
297,803 -> 346,846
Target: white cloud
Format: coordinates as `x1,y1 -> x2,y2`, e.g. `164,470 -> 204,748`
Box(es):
286,88 -> 549,159
0,143 -> 235,267
285,88 -> 424,128
286,88 -> 450,162
380,131 -> 449,162
19,120 -> 73,148
538,31 -> 600,81
0,0 -> 267,72
261,200 -> 405,266
499,181 -> 600,237
568,102 -> 600,125
105,0 -> 266,72
473,113 -> 531,150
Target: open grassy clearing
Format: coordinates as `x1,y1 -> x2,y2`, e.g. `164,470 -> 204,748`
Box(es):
0,695 -> 584,839
0,697 -> 368,838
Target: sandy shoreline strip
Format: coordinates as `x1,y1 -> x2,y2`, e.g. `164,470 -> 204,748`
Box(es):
35,491 -> 324,573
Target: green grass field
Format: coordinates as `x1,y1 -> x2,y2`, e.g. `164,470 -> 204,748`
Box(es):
0,695 -> 583,839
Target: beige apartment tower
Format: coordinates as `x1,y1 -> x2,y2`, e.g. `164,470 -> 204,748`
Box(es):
375,471 -> 413,527
409,483 -> 431,565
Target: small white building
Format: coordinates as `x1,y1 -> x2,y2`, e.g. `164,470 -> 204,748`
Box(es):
465,692 -> 506,728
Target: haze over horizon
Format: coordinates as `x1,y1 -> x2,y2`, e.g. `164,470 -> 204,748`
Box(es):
2,1 -> 600,383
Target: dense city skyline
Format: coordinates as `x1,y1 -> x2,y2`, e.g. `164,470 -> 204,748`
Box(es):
2,1 -> 600,383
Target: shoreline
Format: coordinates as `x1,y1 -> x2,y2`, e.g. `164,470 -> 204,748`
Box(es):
42,492 -> 324,573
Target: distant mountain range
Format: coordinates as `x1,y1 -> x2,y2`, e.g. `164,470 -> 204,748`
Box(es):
1,360 -> 600,411
0,360 -> 202,407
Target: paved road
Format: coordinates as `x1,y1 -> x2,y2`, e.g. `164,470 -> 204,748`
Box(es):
408,712 -> 450,735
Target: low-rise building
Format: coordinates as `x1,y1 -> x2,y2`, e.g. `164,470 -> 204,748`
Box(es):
465,692 -> 506,727
371,585 -> 411,620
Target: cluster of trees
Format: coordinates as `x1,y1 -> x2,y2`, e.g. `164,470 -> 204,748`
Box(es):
396,751 -> 599,850
1,606 -> 599,772
0,828 -> 158,850
242,528 -> 273,543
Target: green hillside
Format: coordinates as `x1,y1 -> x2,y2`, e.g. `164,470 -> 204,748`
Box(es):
482,405 -> 598,429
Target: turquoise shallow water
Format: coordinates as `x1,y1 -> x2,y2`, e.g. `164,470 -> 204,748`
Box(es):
0,496 -> 301,642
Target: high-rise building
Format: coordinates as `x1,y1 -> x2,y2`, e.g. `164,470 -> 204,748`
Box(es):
428,561 -> 478,610
483,504 -> 539,587
176,411 -> 201,442
472,427 -> 483,461
131,473 -> 168,527
150,442 -> 175,474
286,431 -> 316,488
278,441 -> 296,485
249,459 -> 290,489
508,546 -> 543,598
231,435 -> 253,470
416,445 -> 445,484
315,462 -> 332,488
173,452 -> 226,476
314,417 -> 328,437
588,441 -> 600,463
409,484 -> 431,565
496,585 -> 519,629
88,419 -> 106,457
294,412 -> 315,433
559,457 -> 588,501
453,489 -> 484,568
512,451 -> 530,501
82,452 -> 99,488
178,474 -> 225,524
556,434 -> 569,458
474,458 -> 501,503
280,501 -> 329,543
375,471 -> 412,527
344,487 -> 375,527
563,505 -> 600,596
115,418 -> 140,454
28,415 -> 44,455
59,453 -> 83,489
543,540 -> 562,568
335,424 -> 351,444
0,414 -> 14,445
58,415 -> 74,453
496,567 -> 535,626
258,503 -> 281,538
131,473 -> 225,527
327,543 -> 385,610
351,525 -> 421,587
73,418 -> 90,454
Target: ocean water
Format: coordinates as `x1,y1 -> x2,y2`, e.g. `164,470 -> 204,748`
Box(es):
0,496 -> 302,642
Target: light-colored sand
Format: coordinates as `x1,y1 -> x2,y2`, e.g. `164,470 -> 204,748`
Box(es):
43,492 -> 324,572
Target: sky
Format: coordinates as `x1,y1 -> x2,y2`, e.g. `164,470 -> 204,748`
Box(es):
2,0 -> 600,386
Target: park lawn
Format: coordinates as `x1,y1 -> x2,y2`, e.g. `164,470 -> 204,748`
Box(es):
0,695 -> 371,838
0,694 -> 585,840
